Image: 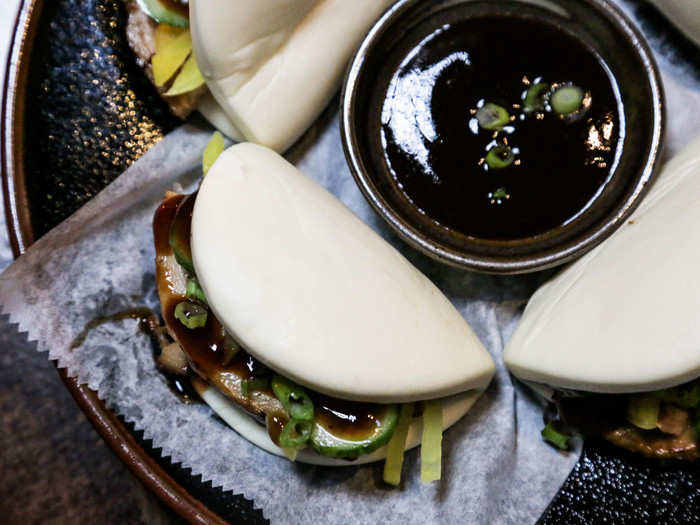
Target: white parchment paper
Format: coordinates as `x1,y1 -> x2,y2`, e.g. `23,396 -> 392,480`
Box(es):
2,1 -> 700,522
0,114 -> 580,523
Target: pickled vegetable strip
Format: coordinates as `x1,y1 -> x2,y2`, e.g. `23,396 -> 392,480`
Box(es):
382,403 -> 414,486
203,132 -> 226,175
165,55 -> 205,96
420,400 -> 443,482
153,29 -> 193,87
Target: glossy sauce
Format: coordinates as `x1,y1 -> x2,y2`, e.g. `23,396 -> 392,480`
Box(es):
69,307 -> 156,350
153,194 -> 390,442
265,413 -> 288,447
154,195 -> 261,381
312,395 -> 388,440
381,16 -> 621,239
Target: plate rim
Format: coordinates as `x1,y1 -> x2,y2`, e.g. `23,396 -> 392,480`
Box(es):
0,1 -> 228,523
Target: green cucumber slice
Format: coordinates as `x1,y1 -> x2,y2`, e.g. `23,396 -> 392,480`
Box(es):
137,0 -> 189,27
169,192 -> 196,274
310,405 -> 399,459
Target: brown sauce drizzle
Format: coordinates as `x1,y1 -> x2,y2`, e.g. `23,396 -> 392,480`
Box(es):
312,395 -> 388,440
69,307 -> 156,350
153,192 -> 392,442
266,413 -> 288,447
153,194 -> 183,254
167,377 -> 200,404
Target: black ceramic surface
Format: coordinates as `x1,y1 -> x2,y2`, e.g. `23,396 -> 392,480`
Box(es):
11,0 -> 700,523
19,1 -> 264,523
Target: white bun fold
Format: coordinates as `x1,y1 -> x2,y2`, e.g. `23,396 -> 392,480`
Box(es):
191,143 -> 495,403
189,0 -> 395,153
196,92 -> 244,142
192,380 -> 482,466
505,136 -> 700,394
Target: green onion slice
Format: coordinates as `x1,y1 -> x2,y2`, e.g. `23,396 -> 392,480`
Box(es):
186,277 -> 208,305
220,335 -> 241,367
420,400 -> 443,483
523,82 -> 550,113
654,380 -> 700,408
382,403 -> 414,486
174,300 -> 207,329
203,131 -> 226,175
271,375 -> 314,421
241,377 -> 269,398
476,103 -> 510,130
541,422 -> 571,450
626,394 -> 660,430
492,188 -> 508,200
279,418 -> 313,448
551,85 -> 585,115
485,145 -> 515,169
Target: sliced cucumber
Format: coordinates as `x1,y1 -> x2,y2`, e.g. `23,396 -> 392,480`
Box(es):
310,405 -> 399,459
169,192 -> 196,273
137,0 -> 189,27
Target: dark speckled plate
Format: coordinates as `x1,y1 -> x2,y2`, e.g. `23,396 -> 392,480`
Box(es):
2,0 -> 699,523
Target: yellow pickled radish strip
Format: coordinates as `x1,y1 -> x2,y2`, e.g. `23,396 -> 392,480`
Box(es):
155,23 -> 187,53
153,28 -> 193,86
626,394 -> 660,430
382,403 -> 414,486
420,399 -> 443,482
203,132 -> 226,175
165,54 -> 205,96
281,447 -> 299,462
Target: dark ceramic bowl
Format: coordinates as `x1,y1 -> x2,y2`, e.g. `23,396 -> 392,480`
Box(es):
341,0 -> 664,274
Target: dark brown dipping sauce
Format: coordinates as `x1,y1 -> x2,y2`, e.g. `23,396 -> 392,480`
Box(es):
69,307 -> 156,350
381,16 -> 621,240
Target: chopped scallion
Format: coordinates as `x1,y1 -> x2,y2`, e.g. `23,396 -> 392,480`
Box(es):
523,82 -> 549,113
551,85 -> 585,115
186,277 -> 208,305
541,422 -> 571,450
476,103 -> 510,130
174,301 -> 207,329
279,418 -> 313,448
485,145 -> 515,169
241,377 -> 269,398
654,380 -> 700,408
492,187 -> 508,199
271,375 -> 314,421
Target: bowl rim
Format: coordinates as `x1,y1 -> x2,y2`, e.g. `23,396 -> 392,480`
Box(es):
340,0 -> 665,274
1,0 -> 228,523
